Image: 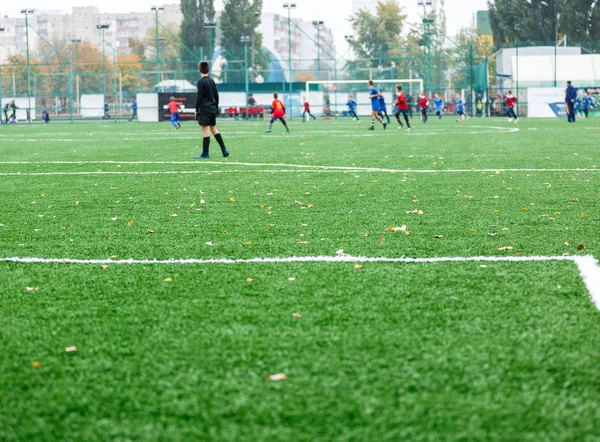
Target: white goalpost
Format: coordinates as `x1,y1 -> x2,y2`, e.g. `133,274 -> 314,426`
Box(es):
304,79 -> 424,118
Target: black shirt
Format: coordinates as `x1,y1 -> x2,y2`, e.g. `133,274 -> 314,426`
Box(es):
196,76 -> 219,113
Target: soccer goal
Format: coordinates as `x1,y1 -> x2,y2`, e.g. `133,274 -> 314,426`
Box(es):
304,79 -> 424,118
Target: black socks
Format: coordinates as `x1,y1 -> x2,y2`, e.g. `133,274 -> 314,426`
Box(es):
214,133 -> 226,150
203,136 -> 210,154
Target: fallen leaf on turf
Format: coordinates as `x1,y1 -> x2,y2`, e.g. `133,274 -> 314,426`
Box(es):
578,244 -> 585,250
380,237 -> 385,242
564,242 -> 570,246
580,213 -> 585,219
292,313 -> 302,318
434,235 -> 443,239
354,264 -> 364,270
469,229 -> 477,233
25,287 -> 39,292
111,216 -> 118,221
100,265 -> 108,270
572,198 -> 579,203
296,241 -> 309,245
200,199 -> 206,204
75,200 -> 79,205
170,214 -> 177,217
288,277 -> 296,281
246,278 -> 254,283
295,201 -> 303,205
229,197 -> 235,202
362,232 -> 369,237
205,242 -> 213,246
501,228 -> 509,231
266,224 -> 275,227
147,229 -> 154,233
336,249 -> 345,255
32,361 -> 42,368
64,346 -> 77,353
498,246 -> 514,251
479,265 -> 488,268
128,220 -> 134,226
386,225 -> 407,233
307,204 -> 314,208
61,226 -> 68,230
244,241 -> 253,245
301,224 -> 309,227
266,211 -> 272,215
522,207 -> 528,211
488,233 -> 497,236
162,277 -> 173,282
266,373 -> 287,381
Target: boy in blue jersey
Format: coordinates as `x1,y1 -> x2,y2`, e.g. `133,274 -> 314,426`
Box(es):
347,95 -> 359,121
583,92 -> 591,118
377,89 -> 390,124
455,94 -> 468,122
575,97 -> 583,116
434,93 -> 443,120
368,80 -> 387,130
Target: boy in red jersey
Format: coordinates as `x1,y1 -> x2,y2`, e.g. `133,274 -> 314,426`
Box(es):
266,92 -> 290,133
394,85 -> 411,131
418,91 -> 429,123
302,97 -> 316,121
504,90 -> 518,123
167,97 -> 181,129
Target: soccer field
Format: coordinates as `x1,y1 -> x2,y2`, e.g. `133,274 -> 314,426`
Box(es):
1,117 -> 600,440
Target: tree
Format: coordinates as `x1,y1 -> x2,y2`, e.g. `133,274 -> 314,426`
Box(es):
179,0 -> 215,71
128,22 -> 183,71
219,0 -> 269,83
488,0 -> 600,47
347,0 -> 408,69
117,53 -> 148,94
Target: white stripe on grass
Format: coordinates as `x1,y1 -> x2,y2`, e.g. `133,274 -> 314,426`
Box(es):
1,254 -> 599,308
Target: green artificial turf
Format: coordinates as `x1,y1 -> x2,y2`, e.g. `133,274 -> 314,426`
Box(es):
1,117 -> 600,440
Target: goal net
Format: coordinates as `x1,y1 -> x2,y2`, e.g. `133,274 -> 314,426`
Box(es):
304,79 -> 424,118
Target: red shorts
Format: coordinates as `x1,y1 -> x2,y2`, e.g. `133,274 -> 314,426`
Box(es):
273,111 -> 284,119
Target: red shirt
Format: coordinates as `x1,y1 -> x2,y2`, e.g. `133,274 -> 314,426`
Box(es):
272,99 -> 285,116
396,92 -> 408,111
167,102 -> 180,114
418,95 -> 429,109
505,95 -> 517,108
303,101 -> 310,111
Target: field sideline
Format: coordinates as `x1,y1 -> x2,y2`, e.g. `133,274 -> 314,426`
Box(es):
1,117 -> 600,440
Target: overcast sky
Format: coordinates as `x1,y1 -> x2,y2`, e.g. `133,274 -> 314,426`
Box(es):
1,0 -> 490,56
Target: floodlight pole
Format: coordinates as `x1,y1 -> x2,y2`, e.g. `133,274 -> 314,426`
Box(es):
97,24 -> 109,98
283,3 -> 296,91
0,27 -> 5,114
21,9 -> 35,116
241,36 -> 250,102
151,7 -> 164,87
312,21 -> 323,81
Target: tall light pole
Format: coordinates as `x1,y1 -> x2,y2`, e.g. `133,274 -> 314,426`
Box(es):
70,39 -> 81,116
151,6 -> 164,87
204,21 -> 217,62
105,41 -> 117,113
97,24 -> 109,98
21,9 -> 35,115
312,20 -> 323,81
241,35 -> 250,103
0,27 -> 5,115
418,0 -> 433,94
283,3 -> 296,91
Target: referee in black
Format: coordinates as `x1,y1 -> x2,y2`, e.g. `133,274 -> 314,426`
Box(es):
194,61 -> 229,159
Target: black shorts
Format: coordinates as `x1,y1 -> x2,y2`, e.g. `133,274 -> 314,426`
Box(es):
197,111 -> 217,127
396,109 -> 409,118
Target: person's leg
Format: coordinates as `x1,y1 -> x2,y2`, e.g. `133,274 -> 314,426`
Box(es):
196,125 -> 211,158
210,125 -> 229,157
280,118 -> 290,132
266,117 -> 276,132
585,109 -> 589,118
384,110 -> 390,124
395,110 -> 403,127
302,110 -> 307,122
403,111 -> 411,129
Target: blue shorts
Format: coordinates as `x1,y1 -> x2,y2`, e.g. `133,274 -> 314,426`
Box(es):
371,103 -> 379,112
171,112 -> 180,122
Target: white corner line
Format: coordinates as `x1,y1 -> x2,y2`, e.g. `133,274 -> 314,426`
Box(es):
574,255 -> 600,310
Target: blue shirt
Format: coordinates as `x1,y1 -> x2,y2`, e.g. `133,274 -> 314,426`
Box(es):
369,87 -> 380,107
347,99 -> 356,111
566,84 -> 577,101
377,95 -> 386,111
132,100 -> 138,111
456,98 -> 464,112
583,96 -> 591,109
434,98 -> 443,111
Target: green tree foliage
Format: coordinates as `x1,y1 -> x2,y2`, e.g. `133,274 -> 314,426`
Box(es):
347,0 -> 408,68
488,0 -> 600,47
179,0 -> 215,68
218,0 -> 269,83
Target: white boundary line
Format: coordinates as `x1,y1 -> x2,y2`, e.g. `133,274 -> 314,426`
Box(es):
0,160 -> 598,175
1,254 -> 599,309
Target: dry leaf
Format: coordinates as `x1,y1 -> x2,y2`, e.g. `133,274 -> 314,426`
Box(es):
266,224 -> 275,227
64,346 -> 77,353
75,200 -> 79,205
301,224 -> 308,227
354,264 -> 364,270
244,241 -> 253,245
25,286 -> 39,292
479,265 -> 488,268
111,216 -> 118,221
498,246 -> 514,251
246,277 -> 254,283
469,229 -> 477,233
163,277 -> 173,282
501,228 -> 509,231
522,207 -> 528,211
434,235 -> 443,239
266,373 -> 287,381
61,226 -> 68,230
307,204 -> 314,208
32,361 -> 42,368
266,211 -> 272,215
572,198 -> 579,203
170,214 -> 177,217
292,313 -> 302,319
564,242 -> 570,246
580,213 -> 585,219
200,199 -> 206,204
205,241 -> 213,246
229,197 -> 235,202
578,244 -> 585,250
100,265 -> 108,270
147,229 -> 154,233
288,277 -> 296,281
128,220 -> 134,226
362,232 -> 369,237
296,241 -> 309,245
379,237 -> 385,242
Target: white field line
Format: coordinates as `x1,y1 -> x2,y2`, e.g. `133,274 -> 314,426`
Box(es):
0,170 -> 354,176
2,254 -> 598,309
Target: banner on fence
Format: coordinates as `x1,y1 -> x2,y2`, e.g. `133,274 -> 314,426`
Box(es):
158,93 -> 196,121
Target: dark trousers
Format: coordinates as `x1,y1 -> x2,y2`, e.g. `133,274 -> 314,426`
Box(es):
566,101 -> 576,122
507,108 -> 517,119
